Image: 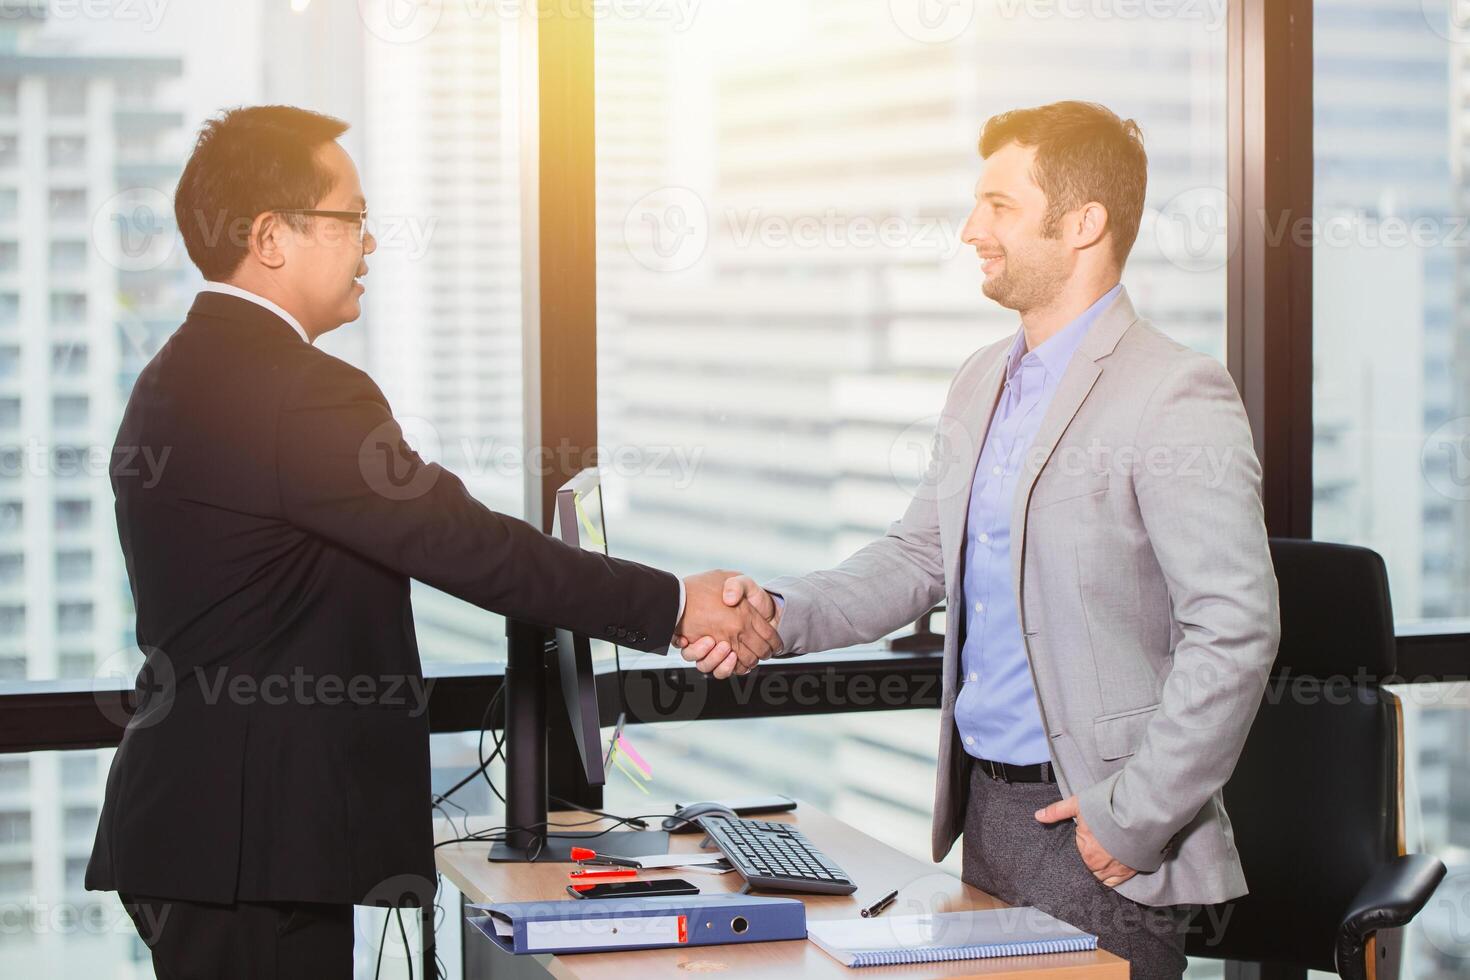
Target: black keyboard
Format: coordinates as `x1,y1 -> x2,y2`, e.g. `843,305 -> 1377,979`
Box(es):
697,815 -> 857,895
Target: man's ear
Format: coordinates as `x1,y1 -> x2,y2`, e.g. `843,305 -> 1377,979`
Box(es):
1067,201 -> 1110,252
248,211 -> 288,271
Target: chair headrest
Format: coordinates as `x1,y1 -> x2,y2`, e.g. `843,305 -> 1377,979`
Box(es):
1268,538 -> 1395,680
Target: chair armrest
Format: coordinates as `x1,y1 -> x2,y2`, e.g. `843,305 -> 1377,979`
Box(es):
1335,853 -> 1446,980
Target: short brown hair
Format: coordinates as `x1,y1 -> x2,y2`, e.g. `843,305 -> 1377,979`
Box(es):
175,105 -> 350,281
979,101 -> 1147,266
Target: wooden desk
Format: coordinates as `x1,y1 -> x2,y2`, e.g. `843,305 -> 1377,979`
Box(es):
436,804 -> 1128,979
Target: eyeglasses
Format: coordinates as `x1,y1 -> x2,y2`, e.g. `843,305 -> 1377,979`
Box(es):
272,208 -> 368,245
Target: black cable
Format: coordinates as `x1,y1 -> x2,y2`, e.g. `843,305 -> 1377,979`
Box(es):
433,684 -> 504,807
373,905 -> 390,980
548,795 -> 649,830
395,907 -> 414,980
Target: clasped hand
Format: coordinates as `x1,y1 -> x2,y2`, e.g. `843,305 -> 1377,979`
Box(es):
674,572 -> 780,679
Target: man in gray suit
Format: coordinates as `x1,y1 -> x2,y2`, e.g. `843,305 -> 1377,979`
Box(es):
679,101 -> 1280,980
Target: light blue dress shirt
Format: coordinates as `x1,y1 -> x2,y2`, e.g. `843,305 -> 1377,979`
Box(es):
956,284 -> 1122,765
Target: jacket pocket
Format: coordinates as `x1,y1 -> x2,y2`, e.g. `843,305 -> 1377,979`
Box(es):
1092,702 -> 1160,761
1030,469 -> 1110,510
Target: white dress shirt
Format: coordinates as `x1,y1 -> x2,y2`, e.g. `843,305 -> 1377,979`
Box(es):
201,281 -> 312,345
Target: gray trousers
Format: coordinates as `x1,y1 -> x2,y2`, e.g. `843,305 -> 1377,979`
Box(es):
961,761 -> 1195,980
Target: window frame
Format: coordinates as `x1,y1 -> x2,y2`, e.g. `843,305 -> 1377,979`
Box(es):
4,4 -> 1470,976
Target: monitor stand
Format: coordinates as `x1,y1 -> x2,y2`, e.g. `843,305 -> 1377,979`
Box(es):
488,621 -> 671,863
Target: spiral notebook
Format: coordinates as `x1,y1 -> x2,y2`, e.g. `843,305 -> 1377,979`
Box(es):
807,906 -> 1097,968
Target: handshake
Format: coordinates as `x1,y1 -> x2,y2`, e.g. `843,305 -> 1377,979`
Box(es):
673,570 -> 782,679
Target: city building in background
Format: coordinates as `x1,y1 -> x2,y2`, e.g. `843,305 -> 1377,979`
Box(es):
0,1 -> 1464,978
0,5 -> 184,974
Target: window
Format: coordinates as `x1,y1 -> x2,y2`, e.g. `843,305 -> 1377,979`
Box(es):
0,81 -> 17,116
51,395 -> 86,427
56,602 -> 93,635
0,292 -> 16,326
0,810 -> 30,845
1313,2 -> 1469,625
594,3 -> 1226,586
47,189 -> 86,221
46,136 -> 86,169
48,241 -> 86,274
56,550 -> 90,583
51,343 -> 87,377
0,860 -> 31,896
0,137 -> 16,169
54,499 -> 89,533
0,189 -> 15,222
0,243 -> 16,274
0,554 -> 22,585
49,292 -> 86,327
0,759 -> 26,795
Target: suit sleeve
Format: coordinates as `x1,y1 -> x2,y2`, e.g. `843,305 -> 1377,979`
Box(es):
764,357 -> 982,655
274,354 -> 679,653
1075,353 -> 1280,874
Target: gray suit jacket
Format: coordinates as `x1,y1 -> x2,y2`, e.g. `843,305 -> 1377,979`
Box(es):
767,287 -> 1280,907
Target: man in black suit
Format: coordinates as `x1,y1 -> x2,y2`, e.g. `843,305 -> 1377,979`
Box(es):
85,105 -> 777,978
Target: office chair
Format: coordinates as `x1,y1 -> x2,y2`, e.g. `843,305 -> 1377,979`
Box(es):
1184,539 -> 1446,980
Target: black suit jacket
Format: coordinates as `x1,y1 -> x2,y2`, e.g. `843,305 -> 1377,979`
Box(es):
86,291 -> 679,904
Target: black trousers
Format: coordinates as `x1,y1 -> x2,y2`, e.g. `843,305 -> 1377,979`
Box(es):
120,893 -> 353,980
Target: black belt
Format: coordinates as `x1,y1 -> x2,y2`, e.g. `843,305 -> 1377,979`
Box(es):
974,757 -> 1056,783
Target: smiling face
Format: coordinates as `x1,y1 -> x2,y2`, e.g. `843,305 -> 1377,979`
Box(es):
960,141 -> 1074,314
275,140 -> 377,335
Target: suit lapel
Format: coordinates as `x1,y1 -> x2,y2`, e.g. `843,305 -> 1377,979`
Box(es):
1006,288 -> 1140,609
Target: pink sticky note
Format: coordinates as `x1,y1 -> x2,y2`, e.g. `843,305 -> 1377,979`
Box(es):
616,733 -> 653,778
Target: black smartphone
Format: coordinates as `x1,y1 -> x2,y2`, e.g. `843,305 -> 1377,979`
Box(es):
568,878 -> 700,900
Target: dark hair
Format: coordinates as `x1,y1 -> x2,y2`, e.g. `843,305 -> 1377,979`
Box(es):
174,105 -> 349,280
979,101 -> 1147,265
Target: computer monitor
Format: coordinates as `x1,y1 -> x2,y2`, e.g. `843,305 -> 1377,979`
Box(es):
488,468 -> 670,862
549,468 -> 615,788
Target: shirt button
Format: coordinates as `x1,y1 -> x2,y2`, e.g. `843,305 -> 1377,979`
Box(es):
974,601 -> 984,614
965,735 -> 975,746
991,465 -> 1002,477
968,672 -> 978,682
978,532 -> 989,544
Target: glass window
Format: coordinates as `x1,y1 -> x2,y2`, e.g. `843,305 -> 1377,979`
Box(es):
0,80 -> 17,116
51,344 -> 86,377
51,396 -> 86,427
1313,2 -> 1469,625
0,758 -> 26,795
48,242 -> 85,274
0,292 -> 17,326
55,550 -> 90,583
0,0 -> 526,682
54,499 -> 89,533
56,602 -> 93,635
47,189 -> 86,222
0,605 -> 24,636
0,243 -> 16,274
49,293 -> 86,327
0,751 -> 155,977
595,2 -> 1225,584
0,189 -> 15,222
46,137 -> 86,169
